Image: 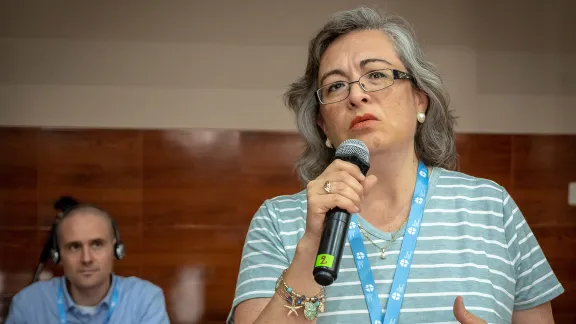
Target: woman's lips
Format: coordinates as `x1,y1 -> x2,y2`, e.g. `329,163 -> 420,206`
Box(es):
350,114 -> 378,129
350,119 -> 377,129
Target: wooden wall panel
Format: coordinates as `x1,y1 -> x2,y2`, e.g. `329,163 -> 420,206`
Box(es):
0,127 -> 574,323
36,130 -> 144,228
511,135 -> 576,226
455,134 -> 512,188
0,129 -> 38,228
142,130 -> 241,228
0,229 -> 39,272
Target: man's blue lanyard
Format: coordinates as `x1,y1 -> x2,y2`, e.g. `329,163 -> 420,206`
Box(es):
347,160 -> 429,324
57,279 -> 119,324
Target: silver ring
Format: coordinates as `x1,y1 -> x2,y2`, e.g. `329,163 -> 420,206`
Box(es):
323,181 -> 331,194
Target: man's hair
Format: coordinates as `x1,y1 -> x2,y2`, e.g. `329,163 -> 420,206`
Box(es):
55,204 -> 117,245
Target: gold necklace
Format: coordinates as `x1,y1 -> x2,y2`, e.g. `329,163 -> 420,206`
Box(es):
358,218 -> 408,259
357,166 -> 431,260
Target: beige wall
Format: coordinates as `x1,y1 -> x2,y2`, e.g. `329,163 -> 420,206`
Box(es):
0,0 -> 574,133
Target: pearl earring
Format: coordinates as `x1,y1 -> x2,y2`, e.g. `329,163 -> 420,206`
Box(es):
417,112 -> 426,123
325,138 -> 333,148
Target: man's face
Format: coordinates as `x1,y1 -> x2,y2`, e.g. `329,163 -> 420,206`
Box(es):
58,211 -> 115,290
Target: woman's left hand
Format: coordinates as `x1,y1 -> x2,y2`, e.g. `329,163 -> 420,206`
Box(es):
453,296 -> 487,323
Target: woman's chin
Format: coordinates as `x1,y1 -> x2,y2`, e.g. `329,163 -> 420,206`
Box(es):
347,133 -> 389,151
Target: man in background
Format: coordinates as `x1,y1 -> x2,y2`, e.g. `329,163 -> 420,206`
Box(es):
32,196 -> 81,284
54,196 -> 80,217
6,204 -> 170,324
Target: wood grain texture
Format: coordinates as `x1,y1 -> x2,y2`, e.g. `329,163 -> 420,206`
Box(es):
455,134 -> 513,188
0,229 -> 39,275
0,127 -> 574,323
510,135 -> 576,227
36,129 -> 143,228
142,130 -> 241,228
0,129 -> 38,227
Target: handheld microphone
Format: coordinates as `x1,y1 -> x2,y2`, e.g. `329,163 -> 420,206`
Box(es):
313,139 -> 370,286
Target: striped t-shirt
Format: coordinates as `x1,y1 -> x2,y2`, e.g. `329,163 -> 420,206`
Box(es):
228,167 -> 564,323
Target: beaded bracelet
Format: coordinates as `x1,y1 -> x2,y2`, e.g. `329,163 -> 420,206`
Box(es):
275,269 -> 326,320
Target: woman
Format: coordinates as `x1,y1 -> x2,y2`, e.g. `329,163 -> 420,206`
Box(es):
228,7 -> 562,324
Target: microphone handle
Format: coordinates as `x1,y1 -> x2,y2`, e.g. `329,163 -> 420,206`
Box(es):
313,208 -> 351,286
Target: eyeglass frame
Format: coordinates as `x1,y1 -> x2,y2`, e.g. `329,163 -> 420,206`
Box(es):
315,69 -> 416,105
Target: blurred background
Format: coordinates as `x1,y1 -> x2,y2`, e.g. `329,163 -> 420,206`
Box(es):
0,0 -> 574,323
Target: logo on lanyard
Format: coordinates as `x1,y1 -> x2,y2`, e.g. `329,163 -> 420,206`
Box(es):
57,279 -> 119,324
347,160 -> 429,324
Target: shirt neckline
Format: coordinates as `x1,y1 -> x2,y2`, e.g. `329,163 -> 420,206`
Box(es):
355,166 -> 442,240
62,274 -> 117,312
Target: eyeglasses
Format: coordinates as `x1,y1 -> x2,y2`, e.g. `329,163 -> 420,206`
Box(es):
316,69 -> 415,104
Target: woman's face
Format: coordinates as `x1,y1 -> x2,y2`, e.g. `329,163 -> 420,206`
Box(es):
317,29 -> 428,154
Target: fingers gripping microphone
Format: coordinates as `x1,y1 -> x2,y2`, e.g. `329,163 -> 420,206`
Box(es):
313,139 -> 370,286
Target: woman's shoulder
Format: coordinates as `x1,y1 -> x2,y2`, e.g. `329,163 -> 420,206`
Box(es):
430,167 -> 510,209
432,167 -> 506,192
254,190 -> 308,224
428,168 -> 513,229
261,190 -> 308,211
250,191 -> 308,241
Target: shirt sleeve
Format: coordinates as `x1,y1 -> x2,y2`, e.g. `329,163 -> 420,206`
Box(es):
502,188 -> 564,311
227,199 -> 290,323
139,286 -> 170,324
5,293 -> 25,324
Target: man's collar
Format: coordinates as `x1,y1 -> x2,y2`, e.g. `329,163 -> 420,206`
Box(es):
61,273 -> 117,311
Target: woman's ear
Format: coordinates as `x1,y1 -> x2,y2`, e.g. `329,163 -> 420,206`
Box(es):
316,115 -> 327,134
316,115 -> 333,148
414,89 -> 429,114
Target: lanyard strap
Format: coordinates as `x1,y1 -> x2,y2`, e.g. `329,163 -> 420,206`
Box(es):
347,160 -> 429,324
57,280 -> 119,324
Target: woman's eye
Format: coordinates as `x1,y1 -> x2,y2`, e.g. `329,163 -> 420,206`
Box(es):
328,82 -> 346,92
368,71 -> 386,79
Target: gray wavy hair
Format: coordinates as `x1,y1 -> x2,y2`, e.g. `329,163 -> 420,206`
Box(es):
284,7 -> 457,185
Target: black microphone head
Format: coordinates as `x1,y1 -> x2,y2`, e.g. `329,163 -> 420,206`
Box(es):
334,139 -> 370,175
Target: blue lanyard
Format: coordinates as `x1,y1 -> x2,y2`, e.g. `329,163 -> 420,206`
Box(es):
57,280 -> 119,324
347,160 -> 429,324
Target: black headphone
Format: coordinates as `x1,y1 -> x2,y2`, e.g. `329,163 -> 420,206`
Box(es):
50,204 -> 126,264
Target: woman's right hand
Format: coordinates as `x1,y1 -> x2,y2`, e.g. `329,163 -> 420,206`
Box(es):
303,159 -> 378,244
